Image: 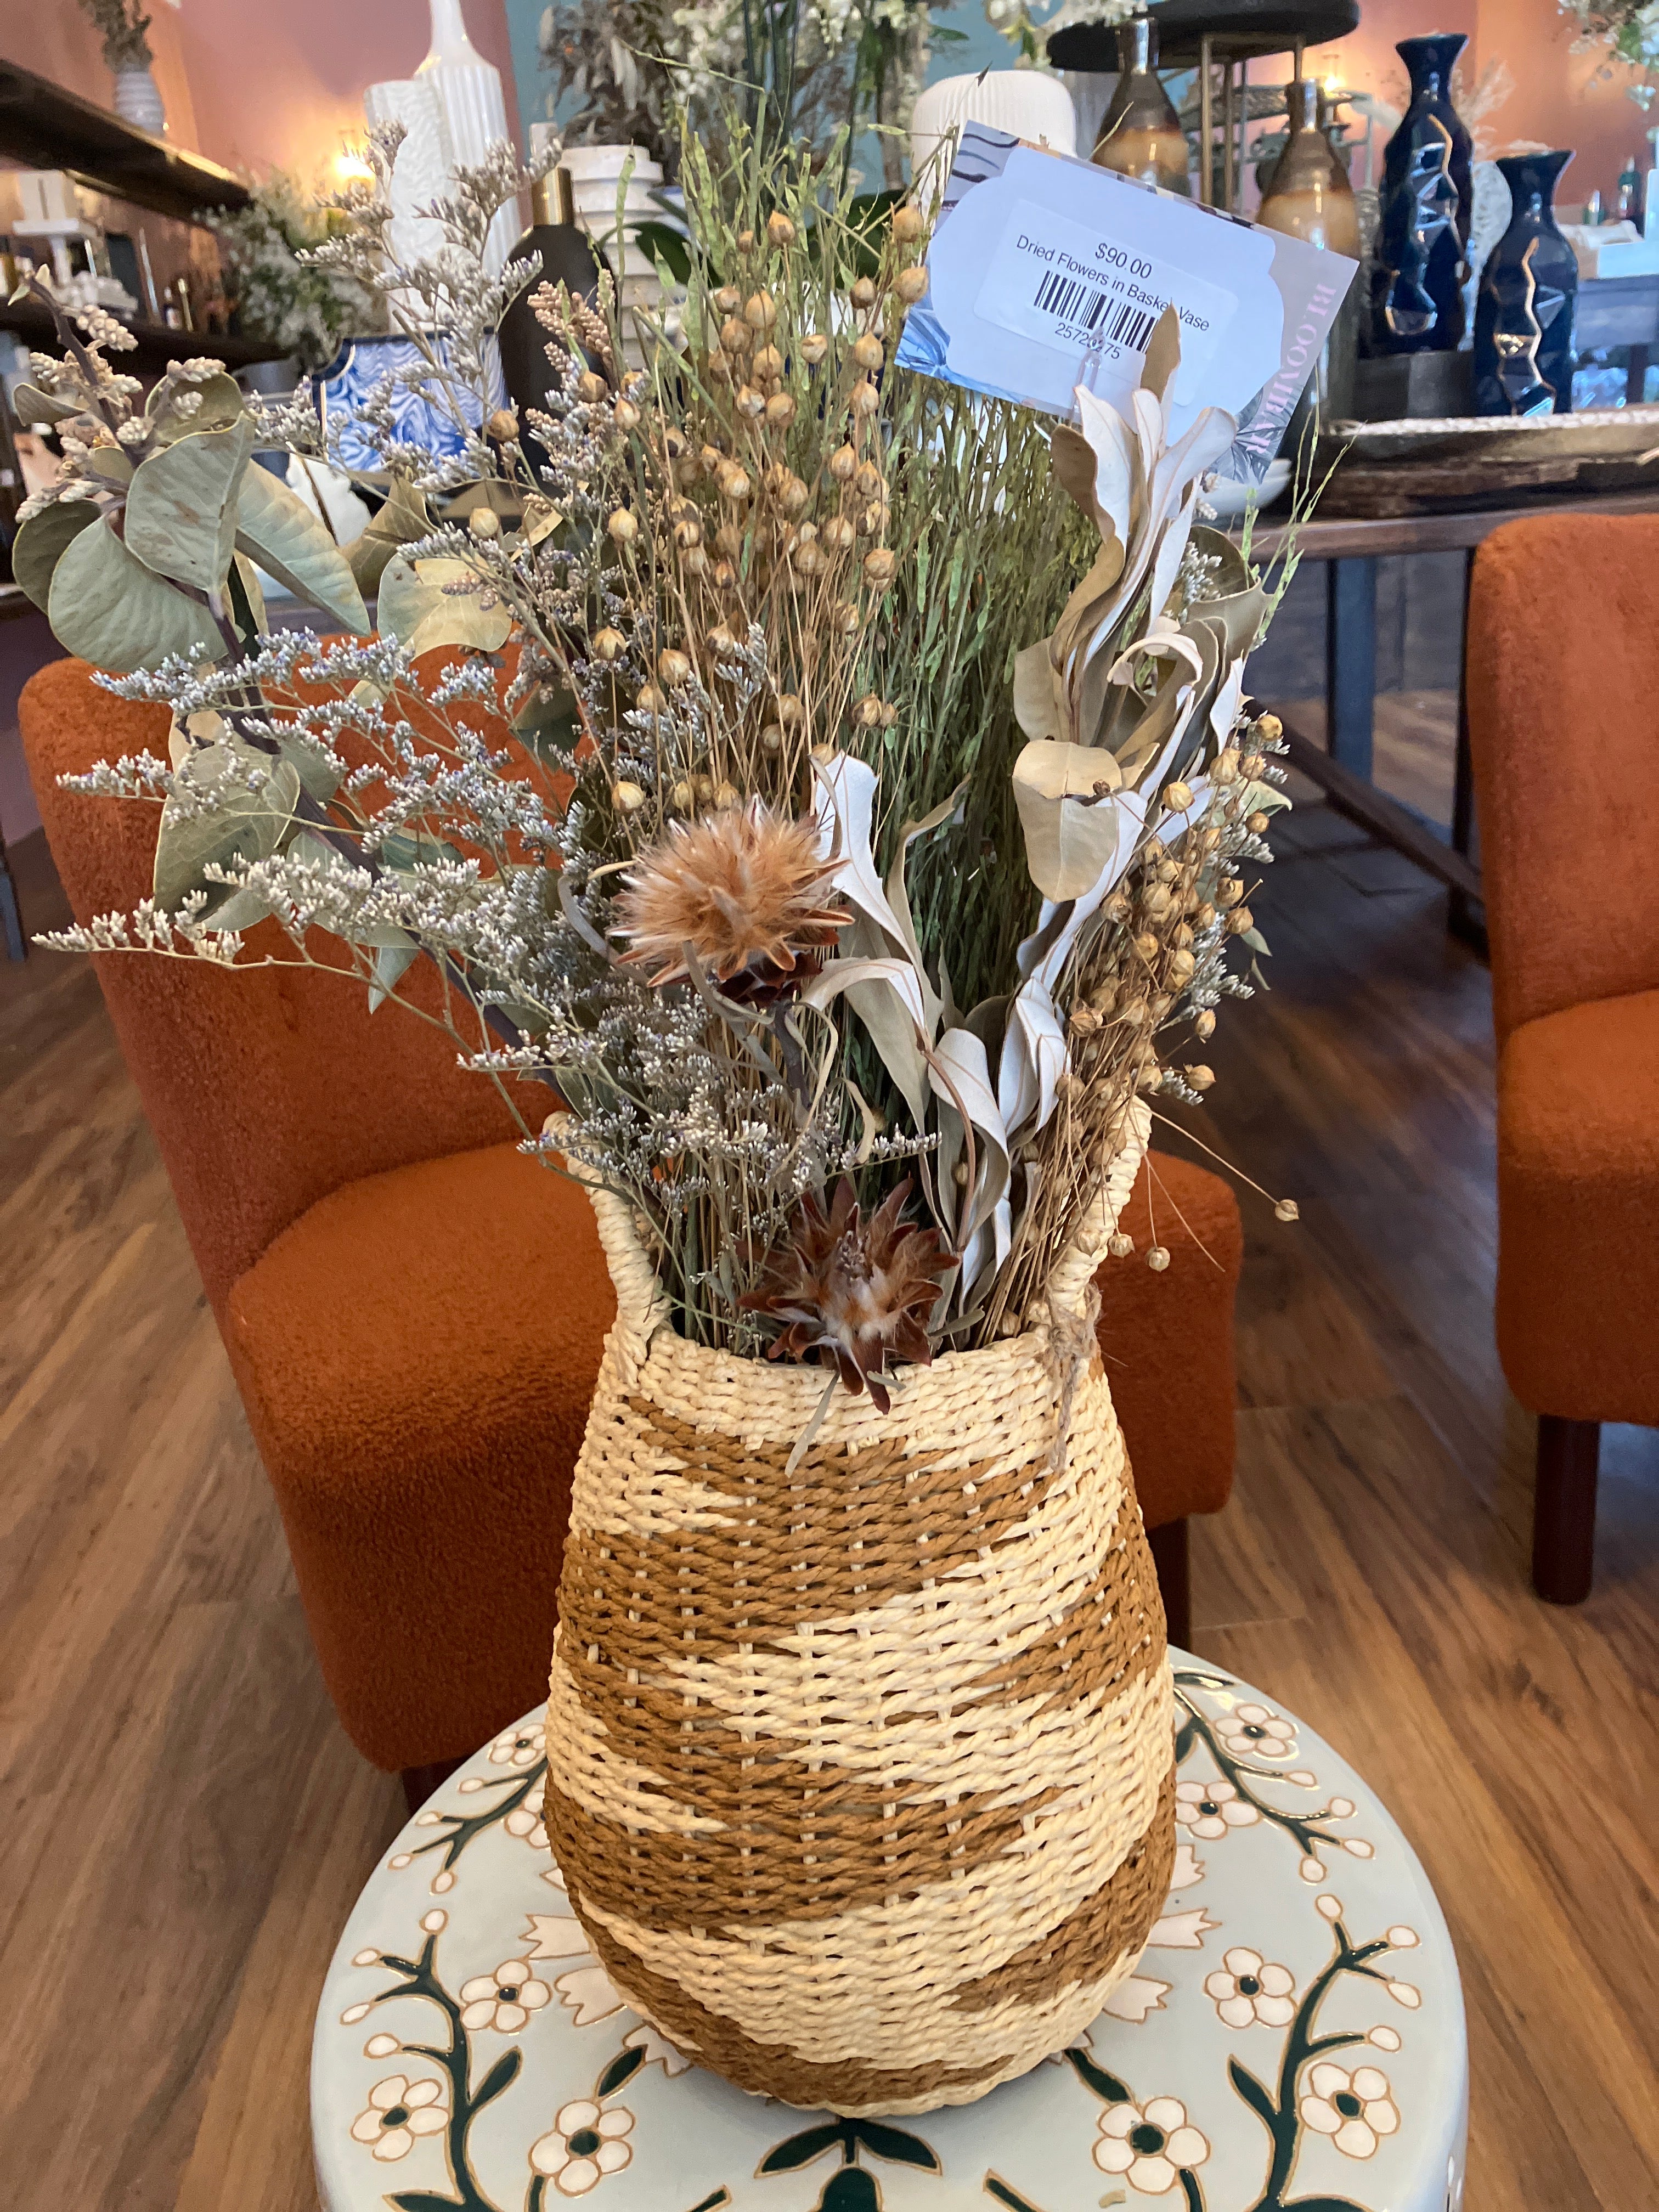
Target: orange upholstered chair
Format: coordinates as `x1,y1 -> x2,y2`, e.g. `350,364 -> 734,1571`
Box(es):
1465,511 -> 1659,1602
21,656 -> 1239,1791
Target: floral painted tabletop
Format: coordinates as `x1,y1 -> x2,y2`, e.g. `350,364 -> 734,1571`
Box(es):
312,1656 -> 1466,2212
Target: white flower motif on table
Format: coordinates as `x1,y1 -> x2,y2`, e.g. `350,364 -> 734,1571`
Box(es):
1094,2097 -> 1210,2195
529,2098 -> 634,2194
1175,1778 -> 1259,1839
1102,1973 -> 1171,2024
1299,2062 -> 1401,2159
1216,1702 -> 1297,1761
1144,1905 -> 1217,1950
1203,1946 -> 1297,2028
458,1959 -> 552,2032
555,1962 -> 626,2028
505,1802 -> 551,1850
488,1723 -> 546,1768
525,1911 -> 589,1960
624,2022 -> 692,2074
349,2075 -> 448,2162
1169,1842 -> 1205,1892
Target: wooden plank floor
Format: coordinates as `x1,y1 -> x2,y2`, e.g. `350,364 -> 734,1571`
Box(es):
1,809 -> 1654,2211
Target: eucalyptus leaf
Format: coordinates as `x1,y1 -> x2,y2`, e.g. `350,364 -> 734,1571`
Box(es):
10,382 -> 82,427
374,554 -> 432,643
347,477 -> 435,597
47,517 -> 225,671
409,595 -> 514,658
144,371 -> 247,445
125,416 -> 257,594
154,741 -> 300,913
378,554 -> 512,656
12,499 -> 98,613
227,552 -> 268,648
235,462 -> 370,633
368,940 -> 420,1012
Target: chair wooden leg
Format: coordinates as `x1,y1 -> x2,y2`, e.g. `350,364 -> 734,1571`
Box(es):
401,1756 -> 463,1817
1148,1517 -> 1192,1650
1532,1417 -> 1600,1605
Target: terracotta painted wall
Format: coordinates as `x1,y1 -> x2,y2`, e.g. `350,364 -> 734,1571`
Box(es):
1299,0 -> 1646,211
2,0 -> 520,182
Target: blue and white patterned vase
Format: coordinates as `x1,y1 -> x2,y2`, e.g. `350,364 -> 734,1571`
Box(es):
1472,150 -> 1577,416
313,335 -> 507,474
1369,33 -> 1473,356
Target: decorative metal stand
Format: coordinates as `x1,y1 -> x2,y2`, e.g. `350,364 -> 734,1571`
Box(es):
1048,0 -> 1359,212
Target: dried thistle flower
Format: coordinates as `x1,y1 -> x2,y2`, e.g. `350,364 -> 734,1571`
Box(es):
613,800 -> 844,990
742,1179 -> 949,1411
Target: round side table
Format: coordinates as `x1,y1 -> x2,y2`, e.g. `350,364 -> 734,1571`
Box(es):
313,1654 -> 1467,2212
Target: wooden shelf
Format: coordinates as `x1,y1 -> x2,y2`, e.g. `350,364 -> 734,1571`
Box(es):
0,58 -> 250,225
0,297 -> 286,371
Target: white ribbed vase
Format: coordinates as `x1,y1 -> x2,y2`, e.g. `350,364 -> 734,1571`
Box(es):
541,1105 -> 1176,2118
416,0 -> 519,274
111,66 -> 166,137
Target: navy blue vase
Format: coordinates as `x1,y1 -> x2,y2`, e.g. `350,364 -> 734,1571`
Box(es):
1369,32 -> 1473,354
1474,150 -> 1577,415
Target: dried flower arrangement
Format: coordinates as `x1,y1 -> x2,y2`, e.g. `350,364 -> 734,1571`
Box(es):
14,119 -> 1301,1400
77,0 -> 154,74
539,0 -> 951,185
208,172 -> 381,373
14,114 -> 1318,2112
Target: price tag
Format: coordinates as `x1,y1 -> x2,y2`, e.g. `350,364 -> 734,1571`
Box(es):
974,197 -> 1237,397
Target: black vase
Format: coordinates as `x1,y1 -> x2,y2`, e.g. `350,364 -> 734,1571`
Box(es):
1369,32 -> 1472,355
496,167 -> 608,471
1473,150 -> 1577,416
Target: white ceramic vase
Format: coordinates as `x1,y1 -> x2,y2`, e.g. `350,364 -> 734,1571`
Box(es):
416,0 -> 519,275
364,75 -> 456,300
111,66 -> 166,138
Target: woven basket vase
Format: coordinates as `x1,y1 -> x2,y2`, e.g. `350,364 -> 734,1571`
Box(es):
542,1104 -> 1175,2118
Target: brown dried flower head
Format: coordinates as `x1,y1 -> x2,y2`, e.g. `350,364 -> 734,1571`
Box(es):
742,1179 -> 949,1410
613,800 -> 844,991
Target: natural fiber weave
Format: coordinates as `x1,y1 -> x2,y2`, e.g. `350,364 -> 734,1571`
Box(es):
543,1103 -> 1174,2117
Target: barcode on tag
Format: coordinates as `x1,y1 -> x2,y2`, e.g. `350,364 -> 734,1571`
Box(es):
1031,272 -> 1158,353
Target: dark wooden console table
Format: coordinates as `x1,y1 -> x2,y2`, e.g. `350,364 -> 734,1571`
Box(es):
1245,487 -> 1659,946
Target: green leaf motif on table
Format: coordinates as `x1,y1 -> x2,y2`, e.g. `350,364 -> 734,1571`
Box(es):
1065,2045 -> 1133,2105
1280,2199 -> 1370,2210
595,2043 -> 647,2096
984,2178 -> 1043,2212
153,740 -> 300,914
473,2047 -> 521,2108
1175,1717 -> 1197,1764
125,416 -> 256,594
1228,2055 -> 1280,2130
758,2120 -> 845,2172
386,2193 -> 465,2212
11,499 -> 98,613
817,2170 -> 881,2212
144,370 -> 247,445
235,462 -> 369,634
47,517 -> 225,671
851,2119 -> 941,2171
